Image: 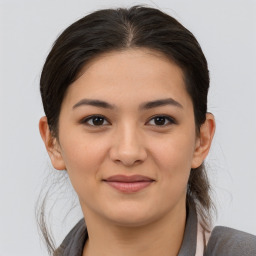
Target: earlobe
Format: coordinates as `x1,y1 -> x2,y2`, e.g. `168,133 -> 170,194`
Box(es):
191,113 -> 216,168
39,116 -> 66,170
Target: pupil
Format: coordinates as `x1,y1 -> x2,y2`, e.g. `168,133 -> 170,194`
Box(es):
93,117 -> 104,125
155,116 -> 165,125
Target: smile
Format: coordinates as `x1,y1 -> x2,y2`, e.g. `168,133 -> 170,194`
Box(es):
103,175 -> 155,193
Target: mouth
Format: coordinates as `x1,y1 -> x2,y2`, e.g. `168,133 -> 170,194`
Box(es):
103,175 -> 155,193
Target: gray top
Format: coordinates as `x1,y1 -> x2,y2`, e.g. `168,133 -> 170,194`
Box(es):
205,226 -> 256,256
56,203 -> 256,256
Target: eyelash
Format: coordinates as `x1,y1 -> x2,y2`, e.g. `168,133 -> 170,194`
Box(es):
80,114 -> 176,127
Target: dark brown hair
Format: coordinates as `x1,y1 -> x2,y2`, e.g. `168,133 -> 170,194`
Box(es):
38,5 -> 215,255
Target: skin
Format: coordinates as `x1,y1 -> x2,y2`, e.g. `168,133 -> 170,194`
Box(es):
39,48 -> 215,256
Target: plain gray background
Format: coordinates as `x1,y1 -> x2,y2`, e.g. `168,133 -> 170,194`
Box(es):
0,0 -> 255,255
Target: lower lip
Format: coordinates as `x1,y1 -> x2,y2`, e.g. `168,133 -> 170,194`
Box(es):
104,181 -> 153,193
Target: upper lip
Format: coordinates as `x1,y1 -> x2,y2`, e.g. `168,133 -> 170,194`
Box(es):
103,175 -> 155,182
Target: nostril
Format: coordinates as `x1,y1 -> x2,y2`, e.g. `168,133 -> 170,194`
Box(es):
114,159 -> 141,166
109,141 -> 147,166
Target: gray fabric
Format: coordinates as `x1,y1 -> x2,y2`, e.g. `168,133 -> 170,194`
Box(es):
55,219 -> 87,256
177,203 -> 197,256
204,226 -> 256,256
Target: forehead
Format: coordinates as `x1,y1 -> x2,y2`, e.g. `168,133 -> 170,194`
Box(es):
63,48 -> 192,110
78,48 -> 184,84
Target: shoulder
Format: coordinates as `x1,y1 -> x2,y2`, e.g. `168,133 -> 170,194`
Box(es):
204,226 -> 256,256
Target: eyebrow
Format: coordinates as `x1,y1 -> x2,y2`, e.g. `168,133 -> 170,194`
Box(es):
73,99 -> 114,109
72,98 -> 183,110
139,98 -> 183,110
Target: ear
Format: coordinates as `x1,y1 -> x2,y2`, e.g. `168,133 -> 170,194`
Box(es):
39,116 -> 66,170
191,113 -> 216,168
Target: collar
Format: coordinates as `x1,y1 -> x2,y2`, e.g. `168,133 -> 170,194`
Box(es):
59,202 -> 198,256
178,202 -> 198,256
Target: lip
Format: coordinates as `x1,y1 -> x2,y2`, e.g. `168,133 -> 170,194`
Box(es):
103,175 -> 155,193
104,175 -> 154,182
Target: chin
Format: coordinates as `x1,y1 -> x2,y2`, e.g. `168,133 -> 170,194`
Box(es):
108,215 -> 155,228
102,206 -> 161,228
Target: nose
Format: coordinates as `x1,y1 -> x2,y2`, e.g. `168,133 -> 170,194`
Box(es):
109,124 -> 147,167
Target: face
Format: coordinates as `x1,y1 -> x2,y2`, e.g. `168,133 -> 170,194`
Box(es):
51,48 -> 204,227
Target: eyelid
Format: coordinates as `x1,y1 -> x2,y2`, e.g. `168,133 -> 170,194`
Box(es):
80,114 -> 176,127
80,115 -> 111,126
146,115 -> 176,126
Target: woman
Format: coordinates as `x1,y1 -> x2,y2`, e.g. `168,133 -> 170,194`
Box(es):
38,5 -> 256,256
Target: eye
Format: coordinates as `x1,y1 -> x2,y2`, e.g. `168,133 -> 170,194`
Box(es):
147,115 -> 176,127
81,115 -> 110,126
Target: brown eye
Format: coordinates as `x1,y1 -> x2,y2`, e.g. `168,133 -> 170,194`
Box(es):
81,115 -> 110,126
147,115 -> 176,126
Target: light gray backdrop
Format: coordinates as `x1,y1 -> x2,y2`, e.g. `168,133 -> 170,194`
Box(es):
0,0 -> 255,255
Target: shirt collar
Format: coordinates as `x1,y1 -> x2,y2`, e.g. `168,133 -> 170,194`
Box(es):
60,202 -> 198,256
178,201 -> 198,256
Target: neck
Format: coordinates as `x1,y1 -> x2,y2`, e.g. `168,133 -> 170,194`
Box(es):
82,203 -> 186,256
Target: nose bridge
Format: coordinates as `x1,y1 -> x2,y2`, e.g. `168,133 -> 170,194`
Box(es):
109,120 -> 147,166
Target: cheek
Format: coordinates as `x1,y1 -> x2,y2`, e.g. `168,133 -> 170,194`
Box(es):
59,133 -> 108,192
155,132 -> 195,167
152,131 -> 196,189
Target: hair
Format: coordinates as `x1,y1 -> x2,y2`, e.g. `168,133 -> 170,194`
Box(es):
38,5 -> 215,255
